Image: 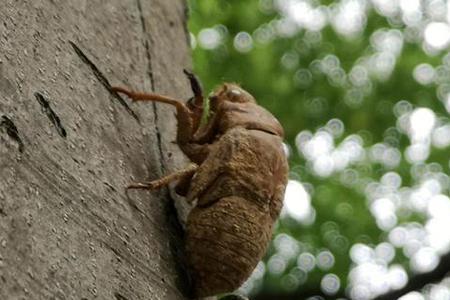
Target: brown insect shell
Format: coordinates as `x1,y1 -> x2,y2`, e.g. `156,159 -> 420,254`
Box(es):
185,83 -> 289,298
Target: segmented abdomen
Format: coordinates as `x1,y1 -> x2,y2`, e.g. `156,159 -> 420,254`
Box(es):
186,196 -> 272,297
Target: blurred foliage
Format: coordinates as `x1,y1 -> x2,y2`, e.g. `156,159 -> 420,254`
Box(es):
189,0 -> 450,299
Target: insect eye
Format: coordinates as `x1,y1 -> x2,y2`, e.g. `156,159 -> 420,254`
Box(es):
228,89 -> 242,98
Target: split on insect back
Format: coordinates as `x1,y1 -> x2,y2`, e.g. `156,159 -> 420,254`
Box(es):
113,71 -> 289,299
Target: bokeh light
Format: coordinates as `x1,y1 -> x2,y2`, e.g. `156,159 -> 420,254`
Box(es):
191,0 -> 450,298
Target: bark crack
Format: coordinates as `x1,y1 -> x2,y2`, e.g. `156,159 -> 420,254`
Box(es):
135,3 -> 192,297
136,0 -> 155,90
69,41 -> 140,122
136,0 -> 165,174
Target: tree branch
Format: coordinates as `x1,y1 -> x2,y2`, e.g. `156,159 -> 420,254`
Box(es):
373,250 -> 450,300
254,250 -> 450,300
253,286 -> 346,300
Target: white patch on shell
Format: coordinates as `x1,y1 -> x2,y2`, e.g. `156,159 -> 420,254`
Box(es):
229,89 -> 242,96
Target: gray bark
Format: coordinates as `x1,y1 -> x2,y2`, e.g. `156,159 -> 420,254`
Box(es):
0,0 -> 193,299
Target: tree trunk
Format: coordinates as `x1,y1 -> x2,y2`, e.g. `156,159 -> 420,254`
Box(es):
0,0 -> 192,299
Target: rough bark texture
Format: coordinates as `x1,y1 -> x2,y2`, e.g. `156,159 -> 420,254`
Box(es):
0,1 -> 192,299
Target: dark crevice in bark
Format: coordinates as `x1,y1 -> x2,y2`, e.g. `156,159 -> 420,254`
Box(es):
136,0 -> 165,174
136,0 -> 155,91
34,92 -> 67,138
0,115 -> 24,152
136,1 -> 192,298
69,41 -> 139,122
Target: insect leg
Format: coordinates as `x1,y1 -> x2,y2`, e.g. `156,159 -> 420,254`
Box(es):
173,174 -> 193,196
112,86 -> 195,145
183,69 -> 204,108
183,69 -> 205,133
111,87 -> 187,109
127,163 -> 198,190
